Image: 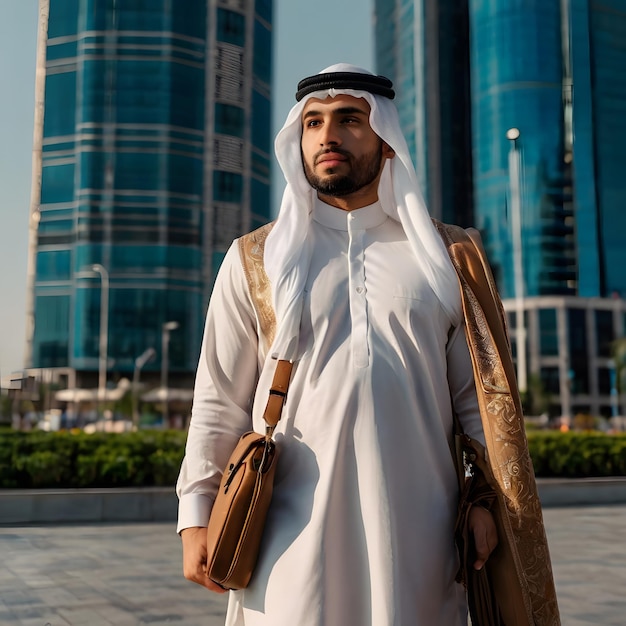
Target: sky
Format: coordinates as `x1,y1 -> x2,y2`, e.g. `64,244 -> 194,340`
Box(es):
0,0 -> 373,377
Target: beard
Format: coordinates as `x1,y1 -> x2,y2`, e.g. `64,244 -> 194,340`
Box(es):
302,142 -> 384,197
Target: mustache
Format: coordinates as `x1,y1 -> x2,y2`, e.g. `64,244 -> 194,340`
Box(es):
314,147 -> 352,163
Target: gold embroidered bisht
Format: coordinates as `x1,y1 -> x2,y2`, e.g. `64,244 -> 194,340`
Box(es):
238,221 -> 560,626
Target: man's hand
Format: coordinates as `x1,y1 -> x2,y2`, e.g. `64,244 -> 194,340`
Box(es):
181,527 -> 227,593
468,506 -> 498,571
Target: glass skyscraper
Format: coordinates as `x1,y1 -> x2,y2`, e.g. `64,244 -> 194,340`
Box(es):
469,1 -> 573,298
469,0 -> 626,301
569,0 -> 626,298
375,0 -> 626,419
25,0 -> 272,388
374,0 -> 474,226
469,0 -> 626,419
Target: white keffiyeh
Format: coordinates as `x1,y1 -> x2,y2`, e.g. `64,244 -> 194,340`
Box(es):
265,63 -> 462,360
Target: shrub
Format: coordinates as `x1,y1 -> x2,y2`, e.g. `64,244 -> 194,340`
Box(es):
527,431 -> 626,478
150,449 -> 185,486
1,429 -> 625,488
0,430 -> 187,489
14,450 -> 72,488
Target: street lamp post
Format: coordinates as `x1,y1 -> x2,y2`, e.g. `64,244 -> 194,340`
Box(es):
608,358 -> 622,419
506,128 -> 527,394
132,347 -> 156,429
90,264 -> 109,417
161,321 -> 179,428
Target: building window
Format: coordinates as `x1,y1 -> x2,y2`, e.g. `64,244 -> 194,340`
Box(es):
213,205 -> 242,249
597,367 -> 612,395
36,250 -> 72,281
217,8 -> 246,47
213,171 -> 243,203
595,310 -> 614,358
215,103 -> 244,137
47,0 -> 79,38
43,72 -> 77,136
33,295 -> 70,368
255,0 -> 272,22
41,163 -> 75,204
540,366 -> 560,395
539,308 -> 558,356
251,91 -> 271,151
568,308 -> 589,394
253,20 -> 271,84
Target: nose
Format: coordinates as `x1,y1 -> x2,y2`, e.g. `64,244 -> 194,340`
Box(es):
319,120 -> 341,147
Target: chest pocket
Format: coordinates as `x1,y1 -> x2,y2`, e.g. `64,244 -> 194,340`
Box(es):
393,285 -> 427,300
389,283 -> 444,327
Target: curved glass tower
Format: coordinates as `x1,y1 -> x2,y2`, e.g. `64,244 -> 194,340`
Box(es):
26,0 -> 273,387
373,0 -> 626,418
469,1 -> 572,299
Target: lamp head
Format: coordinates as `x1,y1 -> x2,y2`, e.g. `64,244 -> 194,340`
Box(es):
506,128 -> 521,141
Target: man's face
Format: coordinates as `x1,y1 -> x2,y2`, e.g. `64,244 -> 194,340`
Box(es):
300,95 -> 393,200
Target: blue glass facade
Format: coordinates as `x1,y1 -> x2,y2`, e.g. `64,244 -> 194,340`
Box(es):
469,1 -> 574,298
571,0 -> 626,298
469,0 -> 626,300
29,0 -> 273,379
376,1 -> 626,301
374,1 -> 626,418
374,0 -> 474,226
375,0 -> 418,168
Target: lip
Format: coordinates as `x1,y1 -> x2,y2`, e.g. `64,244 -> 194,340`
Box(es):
316,153 -> 347,167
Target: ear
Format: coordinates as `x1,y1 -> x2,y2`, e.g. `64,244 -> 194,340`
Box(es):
382,142 -> 395,159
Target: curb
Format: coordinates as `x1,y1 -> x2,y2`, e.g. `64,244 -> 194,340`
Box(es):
0,487 -> 177,525
1,479 -> 626,525
536,477 -> 626,508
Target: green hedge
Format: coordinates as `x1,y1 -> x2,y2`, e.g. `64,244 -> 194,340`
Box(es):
527,431 -> 626,478
0,430 -> 187,489
1,430 -> 625,488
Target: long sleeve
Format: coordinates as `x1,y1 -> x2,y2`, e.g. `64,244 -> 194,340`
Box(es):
176,242 -> 261,533
446,322 -> 485,445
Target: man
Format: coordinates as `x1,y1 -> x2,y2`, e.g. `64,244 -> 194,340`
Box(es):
177,65 -> 556,625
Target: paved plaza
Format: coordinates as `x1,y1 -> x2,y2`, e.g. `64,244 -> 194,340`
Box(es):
0,505 -> 624,625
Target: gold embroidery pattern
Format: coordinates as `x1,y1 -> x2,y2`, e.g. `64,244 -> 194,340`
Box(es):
238,223 -> 277,351
435,220 -> 560,625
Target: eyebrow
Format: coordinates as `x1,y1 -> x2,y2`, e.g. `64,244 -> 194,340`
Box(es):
302,106 -> 369,120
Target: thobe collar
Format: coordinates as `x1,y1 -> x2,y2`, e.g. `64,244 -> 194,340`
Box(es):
312,197 -> 388,231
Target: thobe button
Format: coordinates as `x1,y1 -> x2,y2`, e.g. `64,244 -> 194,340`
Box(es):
356,286 -> 364,294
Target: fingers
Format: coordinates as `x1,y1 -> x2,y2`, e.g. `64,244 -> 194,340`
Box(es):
183,555 -> 226,593
181,527 -> 228,594
469,506 -> 498,571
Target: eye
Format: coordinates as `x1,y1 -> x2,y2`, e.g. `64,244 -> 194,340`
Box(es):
305,119 -> 321,128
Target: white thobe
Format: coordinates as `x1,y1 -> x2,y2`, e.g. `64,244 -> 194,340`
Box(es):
177,199 -> 484,626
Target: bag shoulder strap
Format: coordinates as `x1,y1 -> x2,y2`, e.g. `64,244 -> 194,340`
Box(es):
262,359 -> 293,435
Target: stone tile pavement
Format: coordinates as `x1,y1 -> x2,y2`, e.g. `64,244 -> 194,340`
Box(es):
543,505 -> 626,626
0,523 -> 227,626
0,505 -> 624,625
